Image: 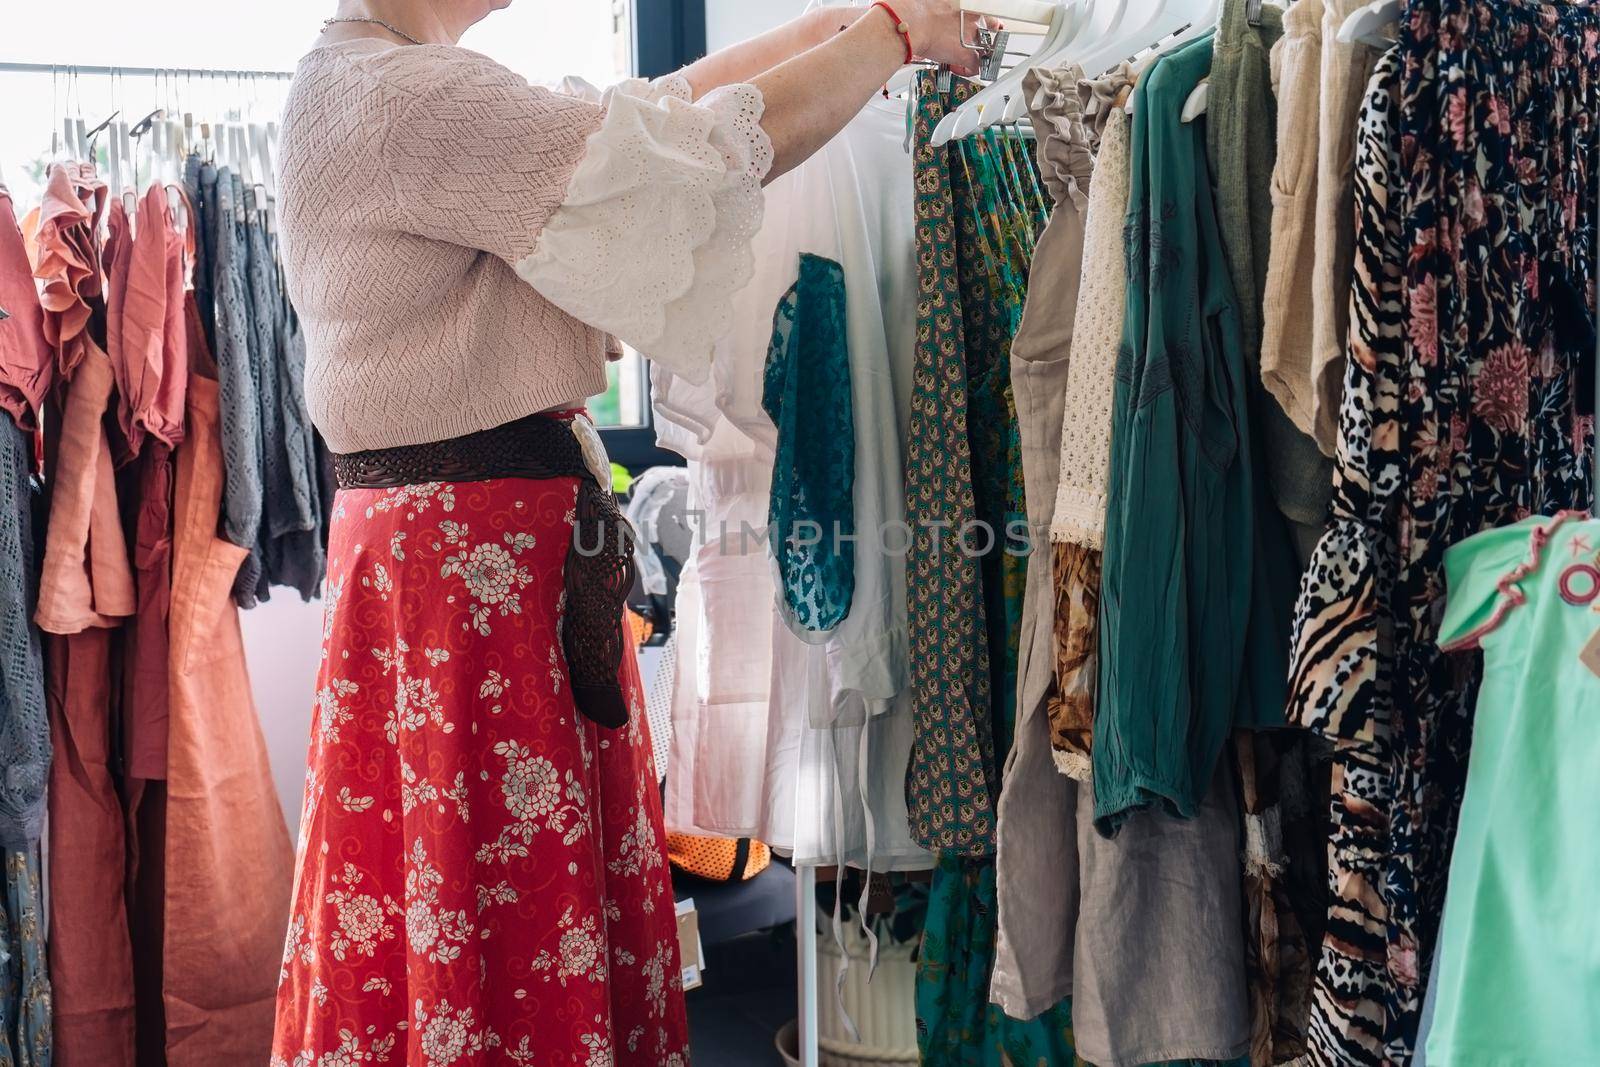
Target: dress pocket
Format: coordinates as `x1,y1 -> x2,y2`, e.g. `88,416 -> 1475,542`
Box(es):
178,538 -> 253,673
1269,40 -> 1322,203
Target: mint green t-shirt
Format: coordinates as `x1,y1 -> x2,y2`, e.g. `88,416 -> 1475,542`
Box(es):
1428,512 -> 1600,1065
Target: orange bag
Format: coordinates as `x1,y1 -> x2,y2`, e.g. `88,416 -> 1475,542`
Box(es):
667,833 -> 771,883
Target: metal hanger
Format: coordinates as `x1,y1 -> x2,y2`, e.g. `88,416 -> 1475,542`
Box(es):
933,0 -> 1075,145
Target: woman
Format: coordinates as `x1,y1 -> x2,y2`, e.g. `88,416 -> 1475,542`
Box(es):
269,2 -> 979,1063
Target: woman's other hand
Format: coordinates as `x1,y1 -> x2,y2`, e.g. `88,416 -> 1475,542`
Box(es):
702,0 -> 1008,182
894,0 -> 990,77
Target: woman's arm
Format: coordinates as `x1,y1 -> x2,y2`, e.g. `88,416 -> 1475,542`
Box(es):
677,6 -> 867,98
740,1 -> 980,182
753,9 -> 910,181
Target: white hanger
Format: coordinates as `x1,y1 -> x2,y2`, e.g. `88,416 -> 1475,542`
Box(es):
1078,0 -> 1196,85
158,71 -> 185,185
996,0 -> 1099,124
172,118 -> 189,170
266,120 -> 281,191
117,124 -> 136,213
959,0 -> 1062,23
153,119 -> 168,185
998,0 -> 1143,121
63,118 -> 85,164
252,124 -> 275,196
236,125 -> 253,186
1338,0 -> 1398,47
932,0 -> 1071,145
1123,0 -> 1221,112
107,118 -> 125,194
1178,0 -> 1240,121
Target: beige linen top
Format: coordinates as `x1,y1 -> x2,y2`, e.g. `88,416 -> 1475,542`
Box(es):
1309,0 -> 1382,454
1049,102 -> 1133,547
1259,0 -> 1324,441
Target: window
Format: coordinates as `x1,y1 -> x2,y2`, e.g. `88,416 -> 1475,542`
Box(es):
634,0 -> 708,79
590,346 -> 650,430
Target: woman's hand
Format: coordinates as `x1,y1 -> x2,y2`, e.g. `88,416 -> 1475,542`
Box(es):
892,0 -> 988,77
682,0 -> 1002,182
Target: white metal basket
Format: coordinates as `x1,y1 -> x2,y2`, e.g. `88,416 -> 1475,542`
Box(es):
814,921 -> 919,1067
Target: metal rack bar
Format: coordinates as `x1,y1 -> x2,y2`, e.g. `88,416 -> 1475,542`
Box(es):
0,61 -> 294,80
797,865 -> 819,1065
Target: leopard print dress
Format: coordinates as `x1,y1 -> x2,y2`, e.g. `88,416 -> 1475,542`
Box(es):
1288,48 -> 1405,1065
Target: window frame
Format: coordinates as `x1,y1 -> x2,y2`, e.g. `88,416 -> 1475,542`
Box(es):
632,0 -> 708,79
598,0 -> 708,471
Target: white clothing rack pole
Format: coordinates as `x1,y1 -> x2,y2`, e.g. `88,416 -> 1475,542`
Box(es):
0,62 -> 295,80
798,865 -> 820,1065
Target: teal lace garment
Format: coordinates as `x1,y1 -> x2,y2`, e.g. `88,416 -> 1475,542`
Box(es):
764,252 -> 856,634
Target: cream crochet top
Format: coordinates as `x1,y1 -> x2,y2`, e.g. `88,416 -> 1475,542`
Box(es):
278,39 -> 771,452
1049,105 -> 1131,548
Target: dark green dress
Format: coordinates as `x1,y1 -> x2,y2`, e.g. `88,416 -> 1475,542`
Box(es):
1092,35 -> 1294,837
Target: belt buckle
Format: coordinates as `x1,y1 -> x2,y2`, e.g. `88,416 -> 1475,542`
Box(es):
570,414 -> 613,490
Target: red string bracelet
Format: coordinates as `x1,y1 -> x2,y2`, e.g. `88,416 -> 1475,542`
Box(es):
870,1 -> 916,65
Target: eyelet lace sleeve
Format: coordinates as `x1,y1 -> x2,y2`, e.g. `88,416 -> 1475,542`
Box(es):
516,77 -> 774,383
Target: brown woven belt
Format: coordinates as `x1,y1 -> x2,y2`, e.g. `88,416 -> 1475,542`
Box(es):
333,412 -> 636,730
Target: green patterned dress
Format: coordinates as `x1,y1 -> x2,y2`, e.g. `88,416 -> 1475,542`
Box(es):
907,71 -> 1075,1067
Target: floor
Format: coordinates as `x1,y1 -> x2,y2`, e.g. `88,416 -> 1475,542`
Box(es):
686,926 -> 799,1066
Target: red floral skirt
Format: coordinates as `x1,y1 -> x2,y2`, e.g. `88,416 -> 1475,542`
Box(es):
271,477 -> 689,1066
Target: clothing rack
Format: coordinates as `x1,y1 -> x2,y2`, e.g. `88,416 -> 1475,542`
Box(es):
798,867 -> 819,1065
0,62 -> 295,81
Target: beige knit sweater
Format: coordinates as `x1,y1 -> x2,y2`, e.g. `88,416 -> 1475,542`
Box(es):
1050,94 -> 1134,548
278,39 -> 770,453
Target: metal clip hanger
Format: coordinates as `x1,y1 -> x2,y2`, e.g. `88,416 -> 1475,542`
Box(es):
977,29 -> 1012,81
